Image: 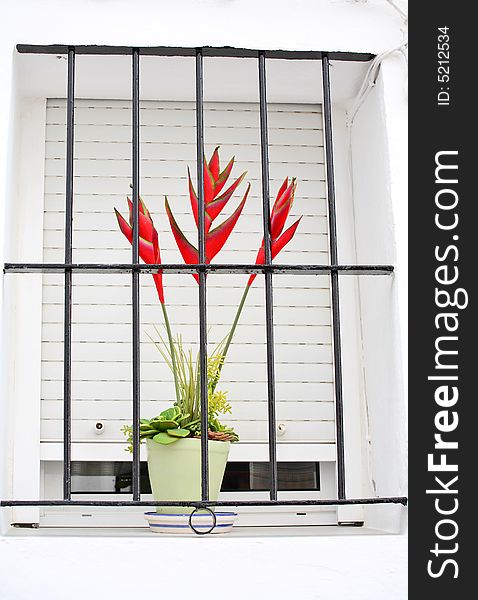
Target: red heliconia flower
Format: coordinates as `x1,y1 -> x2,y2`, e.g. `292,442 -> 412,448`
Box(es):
114,197 -> 164,303
247,177 -> 302,286
165,147 -> 251,282
209,178 -> 302,393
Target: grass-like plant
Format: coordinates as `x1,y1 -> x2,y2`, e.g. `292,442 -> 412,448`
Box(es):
121,333 -> 239,451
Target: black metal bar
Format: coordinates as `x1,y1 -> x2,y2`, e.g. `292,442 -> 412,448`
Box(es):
258,52 -> 278,501
1,497 -> 408,507
196,48 -> 209,502
16,44 -> 375,62
63,47 -> 75,501
131,48 -> 141,501
322,54 -> 346,500
3,263 -> 395,275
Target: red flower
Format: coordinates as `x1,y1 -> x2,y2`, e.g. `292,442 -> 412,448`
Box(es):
166,147 -> 251,282
115,197 -> 164,303
248,178 -> 302,286
209,178 -> 302,392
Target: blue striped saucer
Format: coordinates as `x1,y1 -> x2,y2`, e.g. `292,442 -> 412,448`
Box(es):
144,511 -> 238,534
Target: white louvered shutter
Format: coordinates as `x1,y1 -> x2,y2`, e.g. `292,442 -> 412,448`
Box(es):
41,99 -> 335,456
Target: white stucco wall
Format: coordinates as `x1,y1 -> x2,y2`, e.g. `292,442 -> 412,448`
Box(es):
1,533 -> 407,600
349,64 -> 408,533
0,1 -> 408,598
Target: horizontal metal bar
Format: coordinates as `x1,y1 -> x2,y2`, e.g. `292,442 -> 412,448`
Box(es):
1,497 -> 407,507
3,263 -> 394,275
16,44 -> 374,62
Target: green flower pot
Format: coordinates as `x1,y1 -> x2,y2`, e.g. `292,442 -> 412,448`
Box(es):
146,437 -> 230,514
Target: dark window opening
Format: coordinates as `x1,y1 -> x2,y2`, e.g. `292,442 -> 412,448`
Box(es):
224,462 -> 321,492
70,461 -> 321,494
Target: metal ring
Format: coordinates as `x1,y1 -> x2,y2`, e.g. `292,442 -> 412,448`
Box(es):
188,506 -> 217,535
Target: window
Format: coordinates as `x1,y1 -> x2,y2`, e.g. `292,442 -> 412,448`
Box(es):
2,45 -> 407,531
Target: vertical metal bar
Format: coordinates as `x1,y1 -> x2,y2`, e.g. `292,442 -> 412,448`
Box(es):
63,47 -> 75,500
196,48 -> 209,501
131,48 -> 141,501
258,52 -> 278,501
322,54 -> 346,499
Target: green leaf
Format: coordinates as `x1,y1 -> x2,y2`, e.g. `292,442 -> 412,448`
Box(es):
153,432 -> 180,445
140,419 -> 150,425
139,430 -> 157,438
167,428 -> 190,438
160,407 -> 179,421
149,419 -> 179,431
140,423 -> 156,432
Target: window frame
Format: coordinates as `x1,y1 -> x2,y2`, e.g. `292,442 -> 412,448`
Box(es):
2,45 -> 407,531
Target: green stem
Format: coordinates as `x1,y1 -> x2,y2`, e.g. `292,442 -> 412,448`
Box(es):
211,284 -> 251,393
161,301 -> 180,405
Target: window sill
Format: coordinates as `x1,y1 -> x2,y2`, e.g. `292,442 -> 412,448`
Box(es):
3,524 -> 401,538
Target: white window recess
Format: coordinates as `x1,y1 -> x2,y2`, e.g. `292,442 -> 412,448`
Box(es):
6,53 -> 398,529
